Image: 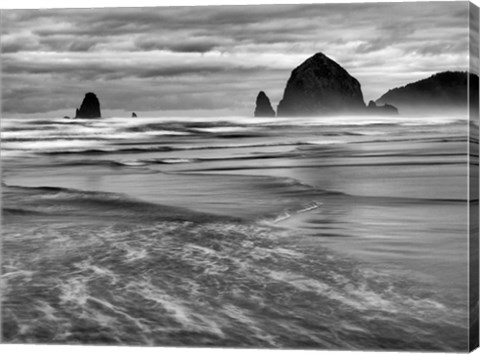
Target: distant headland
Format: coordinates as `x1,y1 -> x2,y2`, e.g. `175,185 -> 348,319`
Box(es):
376,71 -> 478,113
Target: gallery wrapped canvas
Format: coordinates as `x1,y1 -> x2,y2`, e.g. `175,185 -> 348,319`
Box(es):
0,1 -> 479,352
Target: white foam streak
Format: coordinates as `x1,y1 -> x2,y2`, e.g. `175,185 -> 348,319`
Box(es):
131,278 -> 225,337
3,139 -> 103,152
194,126 -> 249,133
59,278 -> 90,307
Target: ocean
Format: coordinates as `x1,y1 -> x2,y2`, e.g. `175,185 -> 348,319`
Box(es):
0,114 -> 471,350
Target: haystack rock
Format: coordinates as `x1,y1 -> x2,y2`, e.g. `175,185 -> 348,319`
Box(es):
75,92 -> 101,118
254,91 -> 275,117
277,53 -> 365,116
132,112 -> 137,117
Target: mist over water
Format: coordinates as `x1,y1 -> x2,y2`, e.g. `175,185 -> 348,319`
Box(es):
1,114 -> 471,350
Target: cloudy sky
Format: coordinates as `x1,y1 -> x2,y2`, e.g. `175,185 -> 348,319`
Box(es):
0,1 -> 471,117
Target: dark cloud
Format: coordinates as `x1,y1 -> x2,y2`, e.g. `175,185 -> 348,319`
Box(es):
134,36 -> 224,53
2,52 -> 269,81
1,42 -> 27,54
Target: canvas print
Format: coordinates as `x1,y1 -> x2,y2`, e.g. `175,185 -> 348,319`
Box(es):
1,1 -> 479,352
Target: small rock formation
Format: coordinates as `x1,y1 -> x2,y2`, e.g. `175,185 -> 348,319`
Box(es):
376,71 -> 479,113
277,52 -> 365,116
254,91 -> 275,117
132,112 -> 137,117
75,92 -> 101,118
63,116 -> 71,119
367,100 -> 398,115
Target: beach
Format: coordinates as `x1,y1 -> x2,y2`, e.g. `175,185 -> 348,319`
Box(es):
0,114 -> 471,350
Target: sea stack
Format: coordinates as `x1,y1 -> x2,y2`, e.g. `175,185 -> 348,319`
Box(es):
277,52 -> 365,116
254,91 -> 275,117
132,112 -> 137,117
367,100 -> 399,115
75,92 -> 101,118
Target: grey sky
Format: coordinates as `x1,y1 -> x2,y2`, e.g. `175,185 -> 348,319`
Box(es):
0,1 -> 470,117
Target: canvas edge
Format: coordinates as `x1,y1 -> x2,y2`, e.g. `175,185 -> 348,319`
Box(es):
469,1 -> 480,352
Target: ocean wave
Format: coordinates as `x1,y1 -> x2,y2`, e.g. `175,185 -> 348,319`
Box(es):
36,141 -> 309,155
272,202 -> 322,223
2,140 -> 106,152
13,135 -> 465,157
1,116 -> 468,159
193,126 -> 253,134
41,146 -> 174,155
155,158 -> 194,164
112,158 -> 195,166
2,183 -> 240,224
124,153 -> 296,166
305,139 -> 348,145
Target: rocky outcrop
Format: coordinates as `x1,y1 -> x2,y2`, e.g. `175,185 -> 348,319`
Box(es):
376,71 -> 478,113
254,91 -> 275,117
75,92 -> 101,118
367,100 -> 398,115
277,53 -> 365,116
132,112 -> 137,117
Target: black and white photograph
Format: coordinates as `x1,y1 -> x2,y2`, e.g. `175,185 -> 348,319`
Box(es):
1,0 -> 479,352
